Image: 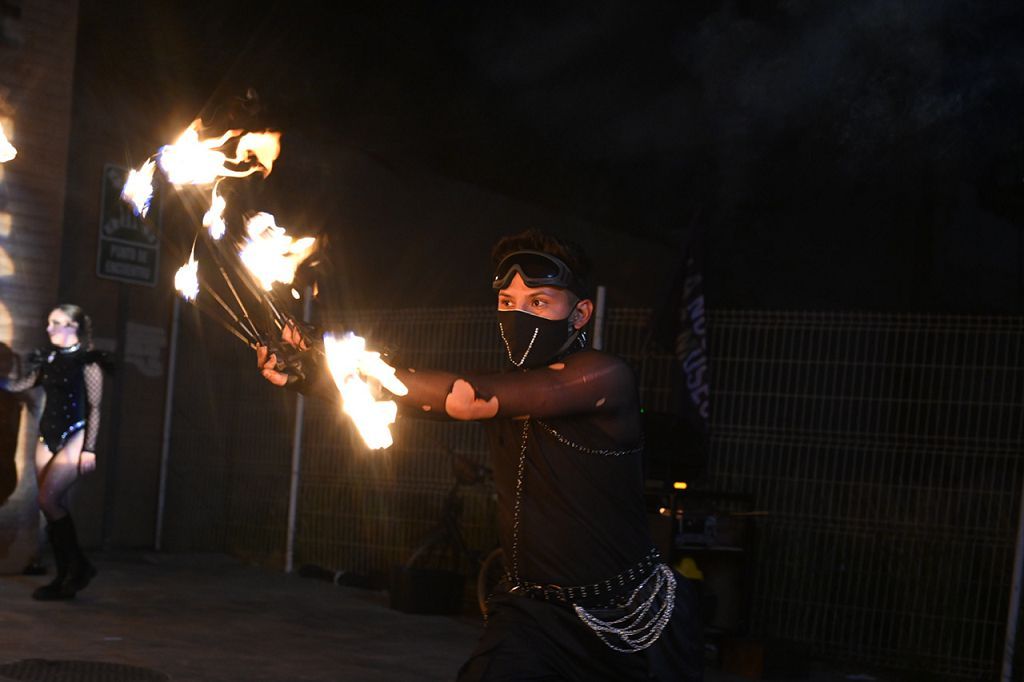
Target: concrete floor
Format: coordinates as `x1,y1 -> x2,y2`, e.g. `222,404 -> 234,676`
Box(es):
0,552 -> 891,682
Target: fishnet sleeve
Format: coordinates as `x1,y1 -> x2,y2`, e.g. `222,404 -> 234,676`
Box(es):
395,350 -> 638,421
0,352 -> 41,392
83,362 -> 103,452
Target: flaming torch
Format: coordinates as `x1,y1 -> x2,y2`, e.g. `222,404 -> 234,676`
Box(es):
158,119 -> 280,186
174,250 -> 200,301
238,212 -> 317,291
322,332 -> 408,450
121,118 -> 287,342
235,211 -> 318,331
174,245 -> 262,348
122,118 -> 281,218
121,111 -> 409,450
0,121 -> 17,163
203,180 -> 227,240
122,159 -> 156,217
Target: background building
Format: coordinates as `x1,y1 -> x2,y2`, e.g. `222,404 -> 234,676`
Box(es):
1,1 -> 1023,678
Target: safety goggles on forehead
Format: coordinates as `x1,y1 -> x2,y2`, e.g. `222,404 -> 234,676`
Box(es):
492,250 -> 576,291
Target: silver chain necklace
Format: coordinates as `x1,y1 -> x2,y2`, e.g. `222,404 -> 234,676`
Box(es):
499,322 -> 538,367
509,418 -> 530,584
534,420 -> 644,457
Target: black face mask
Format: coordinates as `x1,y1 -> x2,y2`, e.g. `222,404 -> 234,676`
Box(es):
497,309 -> 582,369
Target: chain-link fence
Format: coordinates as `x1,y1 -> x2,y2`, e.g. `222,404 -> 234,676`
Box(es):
700,312 -> 1024,679
161,306 -> 1024,679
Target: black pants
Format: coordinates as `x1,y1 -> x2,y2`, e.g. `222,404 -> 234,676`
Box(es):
458,574 -> 703,682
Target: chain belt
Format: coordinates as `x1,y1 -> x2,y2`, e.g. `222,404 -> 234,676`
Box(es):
505,419 -> 675,652
512,547 -> 663,608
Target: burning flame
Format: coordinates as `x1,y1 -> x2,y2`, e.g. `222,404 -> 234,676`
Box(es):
0,122 -> 16,163
235,131 -> 281,176
121,119 -> 280,218
203,181 -> 227,240
322,332 -> 408,450
158,119 -> 280,187
238,212 -> 316,290
174,251 -> 200,301
122,159 -> 156,217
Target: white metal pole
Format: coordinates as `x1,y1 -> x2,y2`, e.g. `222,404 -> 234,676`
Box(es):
154,295 -> 181,551
285,287 -> 313,573
1002,475 -> 1024,681
592,284 -> 607,350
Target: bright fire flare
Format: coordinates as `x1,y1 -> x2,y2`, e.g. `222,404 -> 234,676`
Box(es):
238,212 -> 316,290
203,181 -> 227,239
322,332 -> 408,450
122,159 -> 156,217
235,131 -> 281,176
0,122 -> 16,163
121,120 -> 281,218
158,119 -> 280,186
174,251 -> 200,300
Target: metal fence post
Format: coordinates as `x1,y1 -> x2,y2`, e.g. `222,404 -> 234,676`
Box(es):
1002,475 -> 1024,681
285,287 -> 313,573
154,294 -> 181,551
593,285 -> 607,350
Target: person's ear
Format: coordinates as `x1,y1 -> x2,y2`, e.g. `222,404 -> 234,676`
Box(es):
571,299 -> 594,330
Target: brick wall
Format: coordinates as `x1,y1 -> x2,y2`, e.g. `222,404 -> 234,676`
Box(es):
0,0 -> 80,573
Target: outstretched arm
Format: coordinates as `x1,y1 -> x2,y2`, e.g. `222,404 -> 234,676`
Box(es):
0,352 -> 41,393
255,325 -> 636,423
396,350 -> 636,421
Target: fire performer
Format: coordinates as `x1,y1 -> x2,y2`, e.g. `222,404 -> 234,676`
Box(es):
0,304 -> 111,600
258,229 -> 703,680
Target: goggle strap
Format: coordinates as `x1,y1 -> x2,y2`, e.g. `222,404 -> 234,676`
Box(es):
492,251 -> 574,291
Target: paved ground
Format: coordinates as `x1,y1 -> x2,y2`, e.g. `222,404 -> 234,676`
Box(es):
0,552 -> 895,681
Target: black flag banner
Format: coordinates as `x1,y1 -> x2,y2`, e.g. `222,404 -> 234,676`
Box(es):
646,232 -> 710,483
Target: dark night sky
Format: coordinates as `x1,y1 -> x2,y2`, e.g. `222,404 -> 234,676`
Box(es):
72,0 -> 1024,313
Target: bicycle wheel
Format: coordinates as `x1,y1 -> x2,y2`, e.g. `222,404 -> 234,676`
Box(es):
394,536 -> 467,615
476,547 -> 505,616
405,529 -> 462,572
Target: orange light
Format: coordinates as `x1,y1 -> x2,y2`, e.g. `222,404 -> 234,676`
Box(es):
322,331 -> 408,450
673,481 -> 688,490
658,507 -> 672,517
0,120 -> 16,163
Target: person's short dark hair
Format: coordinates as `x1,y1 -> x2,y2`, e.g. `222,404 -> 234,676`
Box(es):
491,228 -> 594,299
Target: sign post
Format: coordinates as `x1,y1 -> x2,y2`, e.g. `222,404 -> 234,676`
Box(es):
96,164 -> 159,286
95,164 -> 161,547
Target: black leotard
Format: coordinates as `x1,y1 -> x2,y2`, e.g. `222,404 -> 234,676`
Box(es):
2,344 -> 107,454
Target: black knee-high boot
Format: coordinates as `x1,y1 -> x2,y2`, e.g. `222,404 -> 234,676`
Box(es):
31,518 -> 71,601
60,515 -> 96,596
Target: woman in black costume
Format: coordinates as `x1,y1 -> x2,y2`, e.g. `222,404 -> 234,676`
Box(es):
259,229 -> 703,680
1,304 -> 108,600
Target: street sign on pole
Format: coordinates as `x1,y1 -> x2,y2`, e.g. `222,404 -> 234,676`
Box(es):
96,163 -> 159,286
